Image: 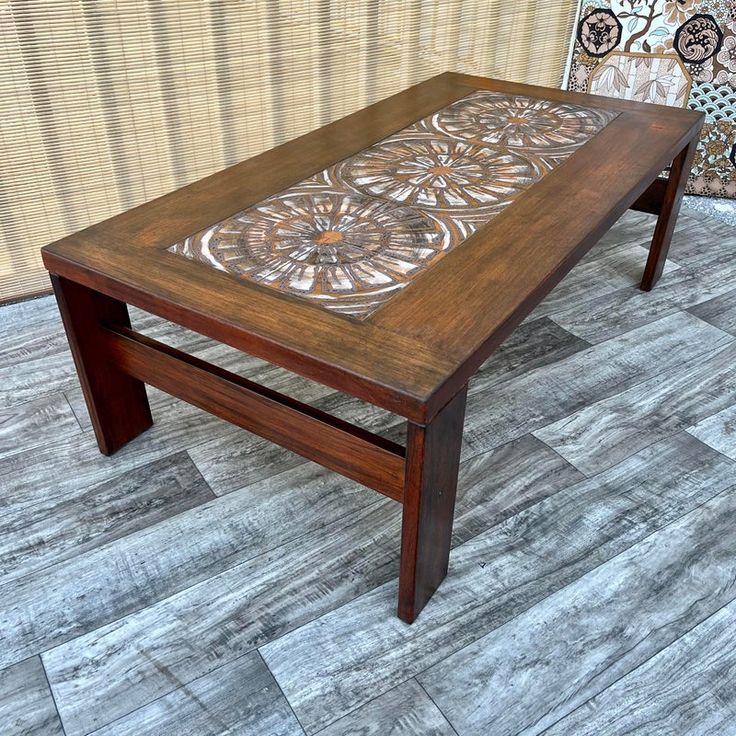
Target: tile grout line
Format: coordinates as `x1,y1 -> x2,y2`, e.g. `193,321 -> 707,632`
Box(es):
547,262 -> 736,346
684,429 -> 736,468
62,390 -> 87,435
290,673 -> 462,736
305,679 -> 423,736
184,448 -> 219,502
75,647 -> 312,736
528,340 -> 736,479
256,650 -> 308,736
32,414 -> 736,732
414,677 -> 462,736
39,655 -> 68,736
537,418 -> 736,481
534,438 -> 590,479
685,287 -> 736,320
290,473 -> 735,736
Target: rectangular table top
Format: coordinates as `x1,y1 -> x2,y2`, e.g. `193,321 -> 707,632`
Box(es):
42,73 -> 704,423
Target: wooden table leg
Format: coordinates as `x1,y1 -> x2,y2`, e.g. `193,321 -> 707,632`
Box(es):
640,136 -> 699,291
398,386 -> 467,623
51,275 -> 153,455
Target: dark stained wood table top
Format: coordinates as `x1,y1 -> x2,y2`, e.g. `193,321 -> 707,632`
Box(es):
42,72 -> 704,424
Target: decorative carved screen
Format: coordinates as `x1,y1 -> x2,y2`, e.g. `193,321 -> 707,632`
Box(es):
565,1 -> 736,199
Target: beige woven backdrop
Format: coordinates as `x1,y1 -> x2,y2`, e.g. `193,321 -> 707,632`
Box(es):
0,0 -> 577,302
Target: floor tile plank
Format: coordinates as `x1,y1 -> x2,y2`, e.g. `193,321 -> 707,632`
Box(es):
0,356 -> 331,521
659,212 -> 735,266
316,679 -> 457,736
43,435 -> 577,735
687,403 -> 736,461
528,243 -> 678,322
0,299 -> 215,408
91,652 -> 304,736
535,341 -> 736,475
0,657 -> 63,736
550,257 -> 736,344
462,312 -> 732,458
472,317 -> 589,389
543,600 -> 736,736
0,398 -> 230,516
688,287 -> 736,336
574,209 -> 665,267
259,434 -> 734,734
0,394 -> 81,460
0,297 -> 62,353
0,451 -> 214,584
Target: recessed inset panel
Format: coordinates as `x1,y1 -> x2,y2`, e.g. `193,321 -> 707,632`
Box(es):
171,191 -> 454,318
168,91 -> 617,319
336,138 -> 543,220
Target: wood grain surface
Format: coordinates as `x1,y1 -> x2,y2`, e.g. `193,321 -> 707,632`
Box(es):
42,73 -> 703,422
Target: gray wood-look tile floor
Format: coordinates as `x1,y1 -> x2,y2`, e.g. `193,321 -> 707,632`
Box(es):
1,203 -> 736,735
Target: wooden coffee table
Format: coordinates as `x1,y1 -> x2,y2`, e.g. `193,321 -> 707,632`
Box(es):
42,73 -> 703,623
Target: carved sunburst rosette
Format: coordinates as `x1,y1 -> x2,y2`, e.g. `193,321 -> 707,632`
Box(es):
170,190 -> 453,317
337,137 -> 544,219
432,92 -> 616,162
168,91 -> 617,319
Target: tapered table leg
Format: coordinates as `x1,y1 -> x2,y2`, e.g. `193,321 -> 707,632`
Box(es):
51,275 -> 153,455
398,386 -> 467,623
640,137 -> 699,291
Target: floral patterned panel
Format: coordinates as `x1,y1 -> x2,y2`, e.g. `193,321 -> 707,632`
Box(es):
168,92 -> 616,319
567,0 -> 736,198
589,52 -> 692,103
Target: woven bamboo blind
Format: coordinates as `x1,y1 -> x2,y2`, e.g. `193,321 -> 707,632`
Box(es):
0,0 -> 577,302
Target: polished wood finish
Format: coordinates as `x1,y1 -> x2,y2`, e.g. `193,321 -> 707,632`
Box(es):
42,72 -> 704,425
43,74 -> 703,621
399,387 -> 467,623
369,87 -> 703,415
641,137 -> 701,290
50,276 -> 152,455
103,325 -> 406,502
